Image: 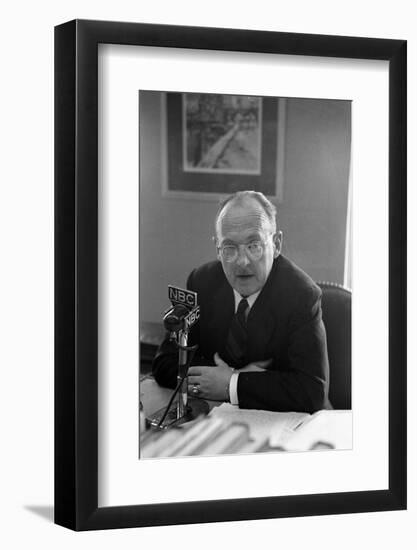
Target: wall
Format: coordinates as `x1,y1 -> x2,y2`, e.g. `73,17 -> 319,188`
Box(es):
282,98 -> 351,282
140,92 -> 351,323
1,2 -> 415,550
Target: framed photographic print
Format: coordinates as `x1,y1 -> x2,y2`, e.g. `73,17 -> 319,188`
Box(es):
55,20 -> 406,531
162,92 -> 286,200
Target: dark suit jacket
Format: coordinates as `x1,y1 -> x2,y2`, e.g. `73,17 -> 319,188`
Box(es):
152,255 -> 331,413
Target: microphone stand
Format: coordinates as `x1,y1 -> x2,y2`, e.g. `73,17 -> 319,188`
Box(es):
148,330 -> 208,430
155,334 -> 196,429
176,330 -> 189,419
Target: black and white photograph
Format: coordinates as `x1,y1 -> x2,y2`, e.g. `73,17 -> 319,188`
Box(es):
139,90 -> 352,459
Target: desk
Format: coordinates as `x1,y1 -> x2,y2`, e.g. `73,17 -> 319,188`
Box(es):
140,376 -> 352,457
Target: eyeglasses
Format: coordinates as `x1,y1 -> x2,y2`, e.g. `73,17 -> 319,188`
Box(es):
218,240 -> 265,263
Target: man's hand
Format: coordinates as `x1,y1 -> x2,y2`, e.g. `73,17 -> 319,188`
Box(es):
188,353 -> 233,401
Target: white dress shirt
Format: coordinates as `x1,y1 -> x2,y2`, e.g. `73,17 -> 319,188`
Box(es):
228,290 -> 260,405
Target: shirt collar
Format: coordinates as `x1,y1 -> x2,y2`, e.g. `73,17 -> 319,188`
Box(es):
233,289 -> 261,313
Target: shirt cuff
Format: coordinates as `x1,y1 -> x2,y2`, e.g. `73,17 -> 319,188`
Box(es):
229,371 -> 239,406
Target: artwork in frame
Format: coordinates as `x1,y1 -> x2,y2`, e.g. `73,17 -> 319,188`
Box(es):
162,91 -> 286,200
55,20 -> 406,531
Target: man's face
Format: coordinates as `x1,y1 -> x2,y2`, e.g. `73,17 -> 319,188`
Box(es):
216,199 -> 281,297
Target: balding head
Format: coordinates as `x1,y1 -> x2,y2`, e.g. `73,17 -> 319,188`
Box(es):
215,191 -> 277,237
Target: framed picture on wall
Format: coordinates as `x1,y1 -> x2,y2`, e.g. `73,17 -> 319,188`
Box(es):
55,19 -> 406,531
162,91 -> 286,200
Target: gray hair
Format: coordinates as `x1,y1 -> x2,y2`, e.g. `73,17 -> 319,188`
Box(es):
214,190 -> 277,234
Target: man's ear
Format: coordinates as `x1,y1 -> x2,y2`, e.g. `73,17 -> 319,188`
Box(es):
273,231 -> 283,258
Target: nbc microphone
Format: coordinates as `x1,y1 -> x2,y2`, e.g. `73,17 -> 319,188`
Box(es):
163,285 -> 200,421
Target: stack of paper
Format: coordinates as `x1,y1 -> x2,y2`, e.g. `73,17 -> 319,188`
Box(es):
140,416 -> 262,458
209,403 -> 310,448
276,409 -> 353,451
140,407 -> 353,458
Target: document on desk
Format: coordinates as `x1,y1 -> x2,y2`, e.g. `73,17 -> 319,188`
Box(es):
209,404 -> 310,448
140,406 -> 353,458
209,404 -> 352,451
279,409 -> 353,451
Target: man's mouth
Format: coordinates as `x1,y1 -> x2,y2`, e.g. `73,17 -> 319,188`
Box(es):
236,273 -> 254,279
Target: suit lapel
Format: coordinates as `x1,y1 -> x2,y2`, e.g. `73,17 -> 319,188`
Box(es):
246,258 -> 282,361
206,280 -> 234,357
247,287 -> 276,360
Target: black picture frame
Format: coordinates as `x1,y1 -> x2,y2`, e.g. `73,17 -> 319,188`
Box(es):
55,19 -> 407,531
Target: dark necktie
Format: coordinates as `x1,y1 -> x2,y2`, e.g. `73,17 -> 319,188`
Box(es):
224,298 -> 249,368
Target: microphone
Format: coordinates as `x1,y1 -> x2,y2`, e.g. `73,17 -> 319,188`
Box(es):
163,303 -> 190,335
163,286 -> 200,333
163,286 -> 200,374
152,285 -> 202,429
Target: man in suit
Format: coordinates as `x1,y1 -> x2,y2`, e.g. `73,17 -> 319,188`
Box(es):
152,190 -> 331,412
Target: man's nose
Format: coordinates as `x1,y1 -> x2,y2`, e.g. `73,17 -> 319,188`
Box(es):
236,247 -> 250,267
